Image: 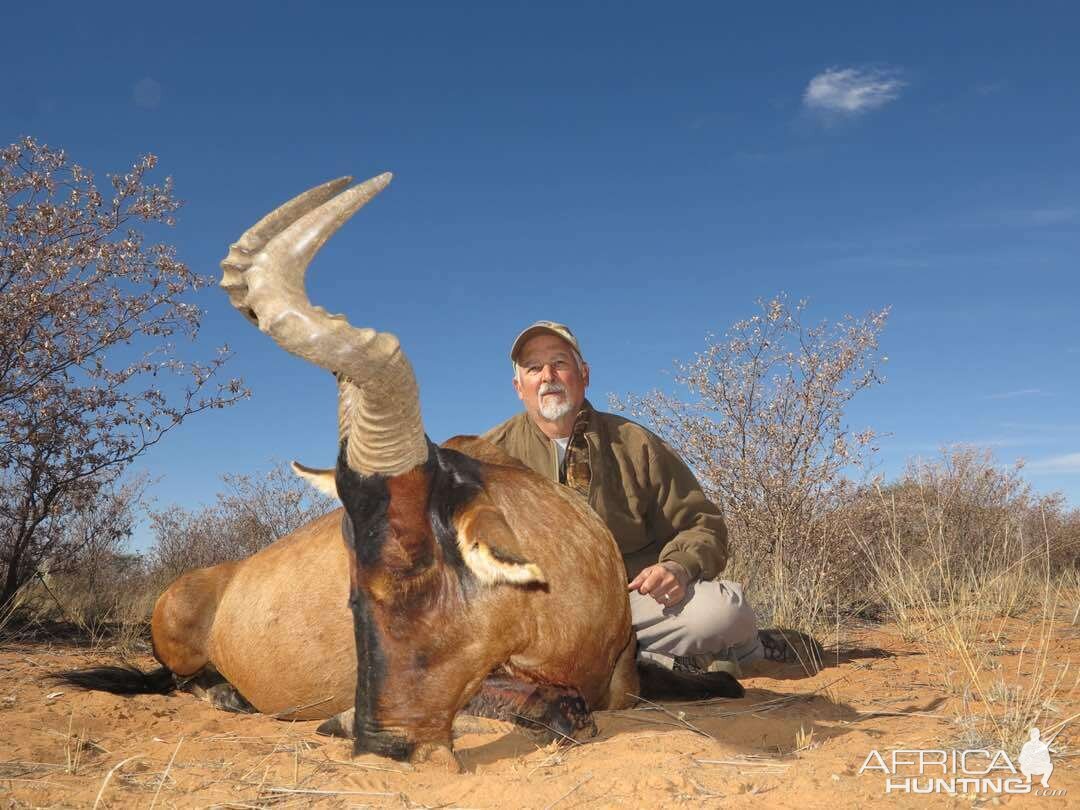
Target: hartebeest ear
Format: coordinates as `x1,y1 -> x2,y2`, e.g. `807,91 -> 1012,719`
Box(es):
291,461 -> 339,500
453,493 -> 546,586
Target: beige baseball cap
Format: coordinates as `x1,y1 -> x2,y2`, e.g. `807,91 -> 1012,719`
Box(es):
510,320 -> 584,365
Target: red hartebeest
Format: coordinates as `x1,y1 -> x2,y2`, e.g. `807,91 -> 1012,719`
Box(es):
56,175 -> 741,767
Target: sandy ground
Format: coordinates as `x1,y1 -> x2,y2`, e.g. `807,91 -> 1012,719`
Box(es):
1,618 -> 1076,809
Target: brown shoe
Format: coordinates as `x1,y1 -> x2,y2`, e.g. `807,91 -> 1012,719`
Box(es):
673,651 -> 742,678
757,628 -> 825,668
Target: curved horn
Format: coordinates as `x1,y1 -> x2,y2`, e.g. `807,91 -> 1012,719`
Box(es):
220,175 -> 427,477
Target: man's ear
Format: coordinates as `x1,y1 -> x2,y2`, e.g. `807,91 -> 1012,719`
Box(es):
512,373 -> 525,401
582,362 -> 590,389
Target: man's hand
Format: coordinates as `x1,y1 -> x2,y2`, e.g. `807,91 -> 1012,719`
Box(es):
628,561 -> 691,607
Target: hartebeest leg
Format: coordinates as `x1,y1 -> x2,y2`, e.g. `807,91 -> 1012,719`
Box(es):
316,708 -> 355,739
176,666 -> 254,714
597,632 -> 641,711
462,675 -> 597,744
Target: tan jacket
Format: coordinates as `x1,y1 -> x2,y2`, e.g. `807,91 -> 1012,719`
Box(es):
482,401 -> 728,581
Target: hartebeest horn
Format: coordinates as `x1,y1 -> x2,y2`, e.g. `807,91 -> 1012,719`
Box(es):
220,175 -> 428,477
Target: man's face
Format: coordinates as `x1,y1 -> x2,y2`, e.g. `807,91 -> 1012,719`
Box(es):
513,334 -> 590,427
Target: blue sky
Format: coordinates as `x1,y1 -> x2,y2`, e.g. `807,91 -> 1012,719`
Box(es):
4,2 -> 1078,547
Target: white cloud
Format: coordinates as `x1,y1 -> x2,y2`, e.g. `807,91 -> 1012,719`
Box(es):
1025,452 -> 1080,474
954,437 -> 1042,449
803,67 -> 904,115
133,77 -> 162,110
1000,421 -> 1080,432
983,388 -> 1045,400
975,80 -> 1009,96
993,207 -> 1080,228
1023,208 -> 1079,226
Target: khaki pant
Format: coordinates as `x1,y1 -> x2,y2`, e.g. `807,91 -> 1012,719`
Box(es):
630,580 -> 761,664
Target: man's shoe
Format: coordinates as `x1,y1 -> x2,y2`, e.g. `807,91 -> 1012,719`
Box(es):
673,651 -> 742,678
756,628 -> 825,669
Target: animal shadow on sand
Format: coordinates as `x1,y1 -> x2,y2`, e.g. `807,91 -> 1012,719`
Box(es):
454,684 -> 918,770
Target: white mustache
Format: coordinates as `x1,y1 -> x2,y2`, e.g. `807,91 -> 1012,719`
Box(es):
539,383 -> 566,396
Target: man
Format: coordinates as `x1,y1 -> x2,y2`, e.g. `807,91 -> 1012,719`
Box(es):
483,321 -> 819,674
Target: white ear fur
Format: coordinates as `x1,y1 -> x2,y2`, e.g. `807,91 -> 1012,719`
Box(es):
455,505 -> 546,587
458,538 -> 547,586
290,460 -> 339,500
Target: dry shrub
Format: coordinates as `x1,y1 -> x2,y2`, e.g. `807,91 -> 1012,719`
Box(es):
0,137 -> 247,608
614,290 -> 1076,747
0,475 -> 154,650
615,295 -> 889,634
854,446 -> 1080,631
47,477 -> 151,625
148,461 -> 337,587
4,462 -> 336,649
615,290 -> 1079,742
851,446 -> 1079,750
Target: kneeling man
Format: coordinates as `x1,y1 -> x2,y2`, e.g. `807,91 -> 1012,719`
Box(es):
484,322 -> 819,674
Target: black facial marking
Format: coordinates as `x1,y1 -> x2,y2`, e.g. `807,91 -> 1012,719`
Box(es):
427,441 -> 486,575
335,439 -> 493,760
352,590 -> 414,761
336,441 -> 390,568
335,440 -> 416,759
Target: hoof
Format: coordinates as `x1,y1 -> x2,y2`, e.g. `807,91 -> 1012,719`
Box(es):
410,742 -> 462,772
207,683 -> 255,714
316,708 -> 355,739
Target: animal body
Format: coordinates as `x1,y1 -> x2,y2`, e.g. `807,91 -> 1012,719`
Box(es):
57,175 -> 741,766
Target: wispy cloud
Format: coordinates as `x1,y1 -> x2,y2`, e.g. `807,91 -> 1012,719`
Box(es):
1023,207 -> 1079,226
803,66 -> 905,115
995,207 -> 1080,228
975,80 -> 1010,96
1025,452 -> 1080,474
1000,421 -> 1080,433
897,437 -> 1049,453
133,77 -> 162,110
983,388 -> 1045,400
958,437 -> 1041,449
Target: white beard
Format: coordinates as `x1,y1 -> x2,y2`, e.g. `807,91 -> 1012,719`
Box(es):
538,383 -> 574,421
539,397 -> 574,421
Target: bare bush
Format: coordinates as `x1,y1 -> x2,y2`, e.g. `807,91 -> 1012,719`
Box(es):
0,137 -> 248,605
148,462 -> 337,585
849,446 -> 1079,750
40,476 -> 149,623
1,476 -> 152,648
614,295 -> 889,631
854,446 -> 1080,624
6,462 -> 335,646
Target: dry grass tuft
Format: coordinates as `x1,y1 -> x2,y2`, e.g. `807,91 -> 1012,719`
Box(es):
854,453 -> 1079,752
